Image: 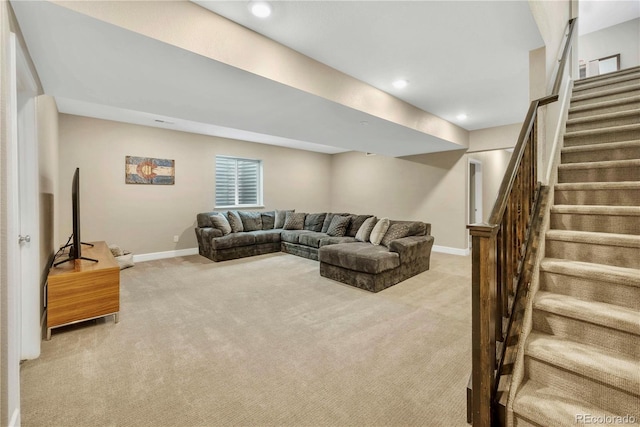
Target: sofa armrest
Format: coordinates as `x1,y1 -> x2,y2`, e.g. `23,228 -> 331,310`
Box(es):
388,235 -> 434,262
201,227 -> 223,239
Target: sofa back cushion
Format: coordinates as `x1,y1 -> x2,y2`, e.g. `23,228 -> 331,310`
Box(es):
227,211 -> 244,233
370,218 -> 390,245
381,223 -> 411,248
283,212 -> 306,230
321,213 -> 350,233
326,215 -> 351,237
275,209 -> 295,229
211,214 -> 232,235
389,220 -> 428,237
304,213 -> 326,232
261,211 -> 275,230
347,214 -> 373,237
238,211 -> 262,231
197,212 -> 217,228
355,216 -> 377,242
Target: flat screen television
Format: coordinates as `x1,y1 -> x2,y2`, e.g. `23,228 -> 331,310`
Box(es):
54,168 -> 98,266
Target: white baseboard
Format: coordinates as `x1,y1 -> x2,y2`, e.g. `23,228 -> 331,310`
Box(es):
432,245 -> 470,256
133,248 -> 199,263
9,408 -> 20,427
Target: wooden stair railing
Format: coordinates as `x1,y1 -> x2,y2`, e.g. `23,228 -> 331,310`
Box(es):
466,18 -> 577,427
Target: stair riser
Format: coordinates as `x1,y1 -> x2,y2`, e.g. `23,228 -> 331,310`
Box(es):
566,114 -> 640,132
573,78 -> 640,97
569,99 -> 640,119
558,166 -> 640,183
550,213 -> 640,235
513,416 -> 542,427
554,188 -> 640,206
570,87 -> 640,107
561,145 -> 640,163
524,357 -> 640,417
564,129 -> 640,146
532,310 -> 639,358
540,272 -> 640,310
545,239 -> 640,269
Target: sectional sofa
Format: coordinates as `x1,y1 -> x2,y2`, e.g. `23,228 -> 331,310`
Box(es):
195,210 -> 434,292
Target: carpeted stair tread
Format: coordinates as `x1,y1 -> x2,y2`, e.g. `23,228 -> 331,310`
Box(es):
566,109 -> 640,126
573,73 -> 640,93
533,291 -> 640,335
526,332 -> 640,396
574,66 -> 640,87
562,139 -> 640,153
568,95 -> 640,115
558,158 -> 640,170
554,181 -> 640,191
546,229 -> 640,248
513,381 -> 629,427
551,205 -> 640,216
540,258 -> 640,288
564,123 -> 640,139
571,84 -> 640,103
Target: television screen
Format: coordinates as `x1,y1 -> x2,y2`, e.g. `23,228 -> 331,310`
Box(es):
71,167 -> 81,260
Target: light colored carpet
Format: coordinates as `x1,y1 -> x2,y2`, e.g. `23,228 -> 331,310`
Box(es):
21,251 -> 472,427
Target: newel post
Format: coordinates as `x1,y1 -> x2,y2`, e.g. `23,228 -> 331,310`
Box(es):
468,223 -> 500,427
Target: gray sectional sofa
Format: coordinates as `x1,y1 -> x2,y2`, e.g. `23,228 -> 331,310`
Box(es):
195,210 -> 434,292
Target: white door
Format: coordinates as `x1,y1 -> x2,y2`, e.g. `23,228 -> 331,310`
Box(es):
468,159 -> 483,247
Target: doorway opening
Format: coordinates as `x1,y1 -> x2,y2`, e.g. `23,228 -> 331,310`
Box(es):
468,158 -> 483,247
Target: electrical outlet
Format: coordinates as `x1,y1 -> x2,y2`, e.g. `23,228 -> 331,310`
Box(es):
173,235 -> 179,243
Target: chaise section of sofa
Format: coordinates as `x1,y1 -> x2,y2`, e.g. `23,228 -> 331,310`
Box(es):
318,220 -> 434,292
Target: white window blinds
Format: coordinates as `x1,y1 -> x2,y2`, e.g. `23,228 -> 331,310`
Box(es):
215,156 -> 262,207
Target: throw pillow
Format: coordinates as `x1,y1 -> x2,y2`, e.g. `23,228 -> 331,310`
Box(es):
370,218 -> 390,245
304,213 -> 327,232
227,211 -> 244,233
381,223 -> 411,248
347,214 -> 373,237
326,215 -> 351,237
275,209 -> 294,229
355,216 -> 377,242
283,212 -> 306,230
116,253 -> 134,270
210,214 -> 232,235
238,211 -> 262,232
261,211 -> 275,230
321,213 -> 349,233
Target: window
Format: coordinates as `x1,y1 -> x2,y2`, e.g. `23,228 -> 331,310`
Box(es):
215,156 -> 263,207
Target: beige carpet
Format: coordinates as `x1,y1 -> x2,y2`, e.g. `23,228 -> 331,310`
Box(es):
21,251 -> 472,427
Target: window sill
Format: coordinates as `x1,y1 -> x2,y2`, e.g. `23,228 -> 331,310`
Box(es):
215,205 -> 265,210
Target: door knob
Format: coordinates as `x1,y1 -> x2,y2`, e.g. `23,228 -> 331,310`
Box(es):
18,235 -> 31,244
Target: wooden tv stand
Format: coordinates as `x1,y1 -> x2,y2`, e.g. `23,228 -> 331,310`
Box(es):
46,241 -> 120,340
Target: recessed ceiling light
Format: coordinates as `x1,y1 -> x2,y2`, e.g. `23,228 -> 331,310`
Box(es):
456,114 -> 468,121
392,79 -> 408,89
249,1 -> 272,18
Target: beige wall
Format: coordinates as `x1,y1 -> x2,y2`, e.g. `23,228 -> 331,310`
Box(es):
468,123 -> 521,153
57,114 -> 332,255
579,18 -> 640,71
329,150 -> 468,250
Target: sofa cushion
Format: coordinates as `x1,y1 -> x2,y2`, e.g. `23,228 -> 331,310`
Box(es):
355,216 -> 377,242
390,220 -> 427,237
246,230 -> 281,244
298,232 -> 329,248
227,211 -> 244,233
281,229 -> 312,244
304,213 -> 326,232
238,211 -> 262,231
321,213 -> 349,233
381,223 -> 411,248
326,215 -> 351,237
284,212 -> 306,230
319,236 -> 357,247
261,211 -> 275,230
319,242 -> 400,274
211,233 -> 255,250
347,215 -> 373,237
275,209 -> 294,228
210,214 -> 232,236
370,218 -> 390,245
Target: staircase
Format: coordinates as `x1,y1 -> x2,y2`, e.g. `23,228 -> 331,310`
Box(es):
511,67 -> 640,426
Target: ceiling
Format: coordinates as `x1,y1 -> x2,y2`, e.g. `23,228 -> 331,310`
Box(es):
9,1 -> 563,156
579,0 -> 640,35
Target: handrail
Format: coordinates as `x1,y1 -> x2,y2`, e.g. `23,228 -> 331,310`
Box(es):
466,17 -> 577,427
